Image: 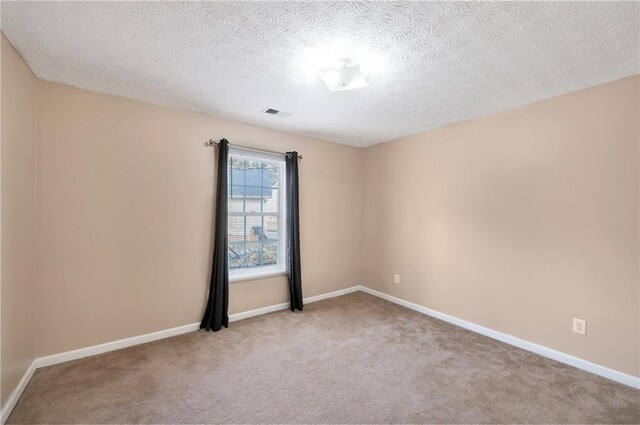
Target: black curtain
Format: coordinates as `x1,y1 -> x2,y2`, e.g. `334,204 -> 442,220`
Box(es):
200,138 -> 230,331
286,152 -> 303,311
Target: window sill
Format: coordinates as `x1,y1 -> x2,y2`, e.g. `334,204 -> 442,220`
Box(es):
229,270 -> 288,284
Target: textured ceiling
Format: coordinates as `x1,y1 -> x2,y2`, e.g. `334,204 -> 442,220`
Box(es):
2,1 -> 639,147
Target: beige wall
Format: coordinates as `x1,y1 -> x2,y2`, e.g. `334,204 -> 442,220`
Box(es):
35,81 -> 362,357
362,76 -> 640,377
1,35 -> 38,407
2,33 -> 639,409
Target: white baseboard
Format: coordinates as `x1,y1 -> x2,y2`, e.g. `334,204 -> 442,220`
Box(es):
303,285 -> 362,303
35,322 -> 202,368
229,285 -> 361,322
359,286 -> 640,390
3,284 -> 637,424
36,285 -> 361,369
0,285 -> 361,424
1,360 -> 37,425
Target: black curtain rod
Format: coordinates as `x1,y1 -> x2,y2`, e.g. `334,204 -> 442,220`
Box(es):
206,139 -> 303,160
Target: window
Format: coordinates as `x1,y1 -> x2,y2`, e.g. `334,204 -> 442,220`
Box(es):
228,148 -> 286,282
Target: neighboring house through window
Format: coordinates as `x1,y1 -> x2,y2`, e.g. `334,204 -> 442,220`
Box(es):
228,148 -> 286,281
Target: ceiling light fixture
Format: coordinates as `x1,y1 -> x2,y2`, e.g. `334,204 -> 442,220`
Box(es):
319,58 -> 367,92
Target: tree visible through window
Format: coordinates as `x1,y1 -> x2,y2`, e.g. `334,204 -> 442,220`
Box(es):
227,150 -> 286,279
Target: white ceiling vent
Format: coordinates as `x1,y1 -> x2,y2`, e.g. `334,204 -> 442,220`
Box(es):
262,107 -> 290,118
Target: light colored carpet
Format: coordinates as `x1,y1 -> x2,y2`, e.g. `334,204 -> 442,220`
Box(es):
8,292 -> 640,424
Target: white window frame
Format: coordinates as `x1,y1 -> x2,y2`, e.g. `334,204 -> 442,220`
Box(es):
228,147 -> 287,283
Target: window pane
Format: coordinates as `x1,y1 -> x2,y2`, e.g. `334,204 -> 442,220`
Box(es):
229,242 -> 245,269
244,191 -> 263,213
263,216 -> 279,240
228,216 -> 245,243
243,215 -> 260,242
261,163 -> 278,213
246,242 -> 263,268
262,241 -> 278,266
262,163 -> 278,188
261,187 -> 278,213
228,191 -> 244,213
229,156 -> 246,212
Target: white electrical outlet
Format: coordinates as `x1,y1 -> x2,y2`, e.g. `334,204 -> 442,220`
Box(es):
573,318 -> 586,335
394,274 -> 400,284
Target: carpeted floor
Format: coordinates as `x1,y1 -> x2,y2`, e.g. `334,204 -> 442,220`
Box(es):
8,292 -> 640,424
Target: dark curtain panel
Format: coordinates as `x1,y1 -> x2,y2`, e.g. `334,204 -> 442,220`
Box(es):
200,138 -> 230,331
286,152 -> 303,311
